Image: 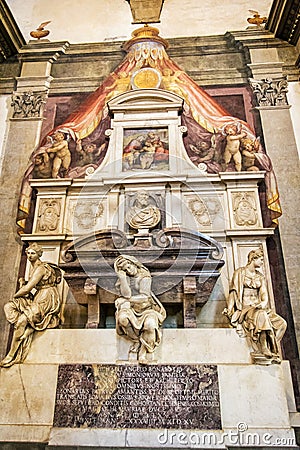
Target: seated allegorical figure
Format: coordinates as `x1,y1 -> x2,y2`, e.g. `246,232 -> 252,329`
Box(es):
0,243 -> 63,368
114,255 -> 166,364
223,249 -> 287,364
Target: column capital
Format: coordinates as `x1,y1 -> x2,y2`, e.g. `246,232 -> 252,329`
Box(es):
10,90 -> 47,119
248,77 -> 289,107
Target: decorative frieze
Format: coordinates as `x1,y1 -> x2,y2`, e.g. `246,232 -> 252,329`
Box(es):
232,192 -> 258,227
249,77 -> 289,107
11,90 -> 47,118
36,198 -> 61,233
188,196 -> 211,227
69,198 -> 105,234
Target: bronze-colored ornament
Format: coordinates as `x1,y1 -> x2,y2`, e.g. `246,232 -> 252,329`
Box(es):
30,21 -> 51,40
247,10 -> 267,27
122,25 -> 169,52
132,67 -> 162,89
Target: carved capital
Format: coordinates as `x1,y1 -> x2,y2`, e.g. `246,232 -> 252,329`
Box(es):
249,77 -> 289,107
11,90 -> 47,118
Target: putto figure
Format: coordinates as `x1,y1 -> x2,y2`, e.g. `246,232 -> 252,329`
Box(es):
0,243 -> 62,367
223,249 -> 287,365
222,122 -> 247,172
46,130 -> 71,178
114,255 -> 166,364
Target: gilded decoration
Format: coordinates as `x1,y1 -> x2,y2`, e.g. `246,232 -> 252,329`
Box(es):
30,21 -> 51,40
131,67 -> 162,89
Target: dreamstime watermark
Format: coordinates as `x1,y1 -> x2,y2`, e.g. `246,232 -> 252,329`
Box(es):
157,423 -> 296,447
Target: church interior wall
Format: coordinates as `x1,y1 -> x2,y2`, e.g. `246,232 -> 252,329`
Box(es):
6,0 -> 273,43
0,25 -> 299,355
0,1 -> 299,447
0,31 -> 298,331
287,82 -> 300,157
0,95 -> 10,176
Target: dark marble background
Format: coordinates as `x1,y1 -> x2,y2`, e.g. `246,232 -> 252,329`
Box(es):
53,364 -> 221,429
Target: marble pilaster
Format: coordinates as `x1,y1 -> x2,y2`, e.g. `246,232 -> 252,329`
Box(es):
0,41 -> 69,359
229,28 -> 300,357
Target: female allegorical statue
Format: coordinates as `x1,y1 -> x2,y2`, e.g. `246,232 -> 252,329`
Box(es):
224,249 -> 287,364
114,255 -> 166,364
1,243 -> 62,367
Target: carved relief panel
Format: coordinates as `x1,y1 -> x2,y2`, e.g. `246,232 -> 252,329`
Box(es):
34,197 -> 63,234
228,190 -> 262,229
65,197 -> 107,235
232,192 -> 258,227
182,192 -> 226,232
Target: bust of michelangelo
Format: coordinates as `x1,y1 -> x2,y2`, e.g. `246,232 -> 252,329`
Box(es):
126,191 -> 161,231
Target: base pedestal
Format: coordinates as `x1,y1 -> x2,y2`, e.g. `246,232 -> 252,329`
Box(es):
0,329 -> 297,448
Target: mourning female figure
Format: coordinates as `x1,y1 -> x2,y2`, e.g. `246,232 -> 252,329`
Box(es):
114,255 -> 166,364
1,243 -> 62,367
224,249 -> 286,364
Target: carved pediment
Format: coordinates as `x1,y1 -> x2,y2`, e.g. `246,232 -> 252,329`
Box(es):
107,88 -> 184,113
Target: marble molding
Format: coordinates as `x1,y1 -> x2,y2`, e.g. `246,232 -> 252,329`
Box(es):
0,330 -> 296,447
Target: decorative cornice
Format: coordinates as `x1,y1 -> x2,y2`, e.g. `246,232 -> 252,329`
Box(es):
0,0 -> 25,61
18,40 -> 70,63
267,0 -> 300,46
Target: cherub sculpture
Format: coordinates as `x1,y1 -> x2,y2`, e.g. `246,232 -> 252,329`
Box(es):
241,137 -> 260,172
46,130 -> 71,178
222,122 -> 247,172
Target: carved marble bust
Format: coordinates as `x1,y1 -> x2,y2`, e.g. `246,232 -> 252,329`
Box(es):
126,191 -> 161,231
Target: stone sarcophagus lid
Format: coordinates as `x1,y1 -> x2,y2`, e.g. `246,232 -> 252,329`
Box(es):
61,227 -> 224,328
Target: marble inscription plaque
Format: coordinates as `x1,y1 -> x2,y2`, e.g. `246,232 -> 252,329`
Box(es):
53,364 -> 221,429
